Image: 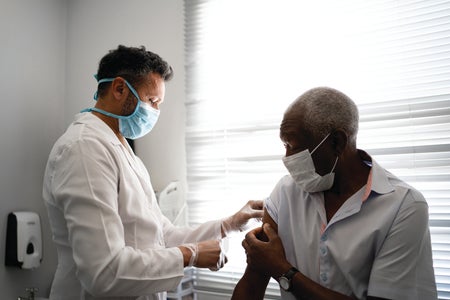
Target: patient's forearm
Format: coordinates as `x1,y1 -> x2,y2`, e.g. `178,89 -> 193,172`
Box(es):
232,267 -> 270,300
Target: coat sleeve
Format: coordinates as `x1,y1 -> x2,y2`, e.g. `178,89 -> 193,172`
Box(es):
49,138 -> 184,297
162,215 -> 223,247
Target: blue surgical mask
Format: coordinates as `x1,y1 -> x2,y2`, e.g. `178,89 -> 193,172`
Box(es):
82,77 -> 160,139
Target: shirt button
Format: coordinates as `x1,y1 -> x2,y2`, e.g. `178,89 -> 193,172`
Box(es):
320,273 -> 328,282
320,246 -> 327,256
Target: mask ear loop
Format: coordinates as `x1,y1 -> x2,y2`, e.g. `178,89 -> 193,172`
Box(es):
84,76 -> 141,120
310,133 -> 331,155
311,133 -> 339,174
93,77 -> 142,116
330,156 -> 339,173
93,75 -> 114,100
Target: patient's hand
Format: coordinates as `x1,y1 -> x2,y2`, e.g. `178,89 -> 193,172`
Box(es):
242,224 -> 290,278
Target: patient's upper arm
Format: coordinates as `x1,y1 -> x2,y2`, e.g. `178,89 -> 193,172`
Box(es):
257,207 -> 278,241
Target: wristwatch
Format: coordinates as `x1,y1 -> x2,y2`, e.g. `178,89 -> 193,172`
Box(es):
278,267 -> 299,291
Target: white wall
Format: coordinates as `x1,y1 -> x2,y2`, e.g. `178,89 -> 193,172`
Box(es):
0,0 -> 185,298
0,0 -> 67,298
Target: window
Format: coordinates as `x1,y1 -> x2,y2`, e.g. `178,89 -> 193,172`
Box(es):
184,0 -> 450,298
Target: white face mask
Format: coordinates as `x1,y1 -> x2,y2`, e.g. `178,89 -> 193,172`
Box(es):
282,133 -> 338,192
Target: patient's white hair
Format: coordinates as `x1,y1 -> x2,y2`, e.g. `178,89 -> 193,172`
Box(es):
288,87 -> 359,145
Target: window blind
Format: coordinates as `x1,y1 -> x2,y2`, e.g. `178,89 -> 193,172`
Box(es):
184,0 -> 450,298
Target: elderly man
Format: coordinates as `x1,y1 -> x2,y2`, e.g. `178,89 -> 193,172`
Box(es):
232,87 -> 437,300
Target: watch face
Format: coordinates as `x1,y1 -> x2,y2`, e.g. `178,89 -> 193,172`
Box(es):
279,277 -> 290,291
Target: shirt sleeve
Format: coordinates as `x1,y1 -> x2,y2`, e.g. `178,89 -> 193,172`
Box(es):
264,176 -> 287,224
367,189 -> 437,300
49,138 -> 184,297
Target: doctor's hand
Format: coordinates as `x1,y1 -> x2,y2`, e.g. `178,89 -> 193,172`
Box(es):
197,240 -> 228,271
180,240 -> 227,271
222,200 -> 264,236
242,223 -> 291,279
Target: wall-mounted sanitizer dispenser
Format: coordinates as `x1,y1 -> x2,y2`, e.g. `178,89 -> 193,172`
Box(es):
5,211 -> 42,269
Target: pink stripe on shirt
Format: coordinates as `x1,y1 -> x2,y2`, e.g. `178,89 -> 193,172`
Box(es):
362,168 -> 373,202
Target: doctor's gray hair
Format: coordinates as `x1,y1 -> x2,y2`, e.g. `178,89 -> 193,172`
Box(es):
291,87 -> 359,144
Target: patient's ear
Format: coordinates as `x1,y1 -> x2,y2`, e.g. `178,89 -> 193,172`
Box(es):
332,129 -> 348,155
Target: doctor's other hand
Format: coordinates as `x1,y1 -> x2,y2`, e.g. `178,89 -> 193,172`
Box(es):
179,240 -> 227,271
242,223 -> 290,278
222,200 -> 264,236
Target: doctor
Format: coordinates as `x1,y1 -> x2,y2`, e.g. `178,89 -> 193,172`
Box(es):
43,45 -> 263,300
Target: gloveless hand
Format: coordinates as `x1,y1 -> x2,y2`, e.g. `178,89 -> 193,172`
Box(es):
242,223 -> 290,278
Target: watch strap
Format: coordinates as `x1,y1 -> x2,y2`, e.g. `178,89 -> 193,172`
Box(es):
283,267 -> 299,279
279,267 -> 299,291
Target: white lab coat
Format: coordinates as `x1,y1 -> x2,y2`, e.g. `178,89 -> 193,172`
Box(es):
43,113 -> 222,300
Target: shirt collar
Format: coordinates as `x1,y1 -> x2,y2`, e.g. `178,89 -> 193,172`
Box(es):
370,159 -> 395,194
75,112 -> 122,146
358,150 -> 395,202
